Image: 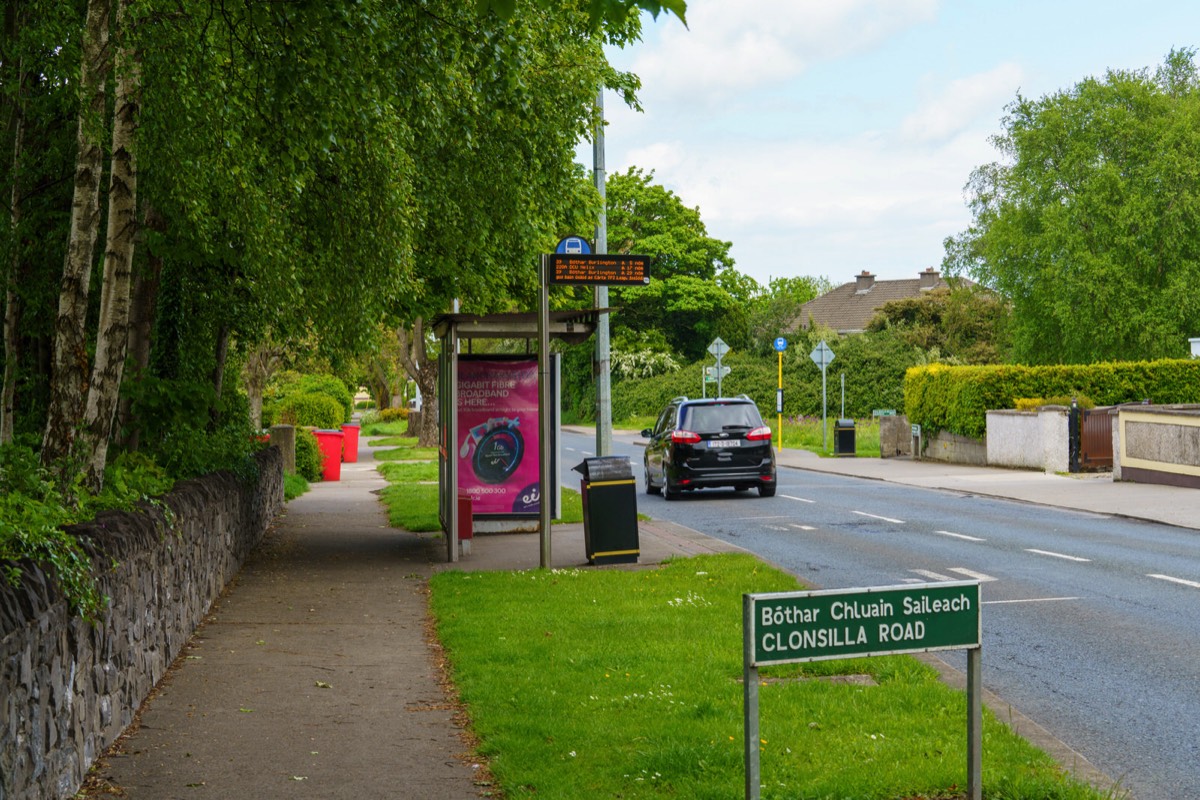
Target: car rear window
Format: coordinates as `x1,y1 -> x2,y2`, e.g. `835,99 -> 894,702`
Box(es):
681,403 -> 761,434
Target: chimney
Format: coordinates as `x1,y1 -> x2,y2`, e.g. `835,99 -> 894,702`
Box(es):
919,267 -> 940,290
855,270 -> 875,293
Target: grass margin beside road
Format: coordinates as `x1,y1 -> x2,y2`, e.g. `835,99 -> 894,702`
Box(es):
430,554 -> 1118,800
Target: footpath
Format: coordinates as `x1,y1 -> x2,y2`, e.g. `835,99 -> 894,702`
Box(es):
81,432 -> 1200,798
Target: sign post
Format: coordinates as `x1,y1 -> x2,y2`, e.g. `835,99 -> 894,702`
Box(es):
773,337 -> 787,451
541,240 -> 651,568
743,582 -> 982,800
809,340 -> 835,451
708,337 -> 730,397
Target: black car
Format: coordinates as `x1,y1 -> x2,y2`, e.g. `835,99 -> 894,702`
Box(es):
641,395 -> 776,499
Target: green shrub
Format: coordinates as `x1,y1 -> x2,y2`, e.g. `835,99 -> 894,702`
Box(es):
264,372 -> 354,425
276,392 -> 344,430
295,429 -> 324,482
376,407 -> 409,423
905,359 -> 1200,439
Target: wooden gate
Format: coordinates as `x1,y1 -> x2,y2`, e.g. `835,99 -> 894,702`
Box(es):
1071,406 -> 1115,471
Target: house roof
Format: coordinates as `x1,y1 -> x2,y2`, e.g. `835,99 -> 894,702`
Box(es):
788,269 -> 959,334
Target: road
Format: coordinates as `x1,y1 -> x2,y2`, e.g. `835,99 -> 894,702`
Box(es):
560,429 -> 1200,799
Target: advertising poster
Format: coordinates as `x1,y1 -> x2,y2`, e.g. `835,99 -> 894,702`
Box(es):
457,358 -> 541,516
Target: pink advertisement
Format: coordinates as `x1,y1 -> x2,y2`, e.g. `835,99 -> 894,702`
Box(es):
457,358 -> 541,516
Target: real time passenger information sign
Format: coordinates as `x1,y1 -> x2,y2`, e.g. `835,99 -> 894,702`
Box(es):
548,253 -> 650,286
746,581 -> 980,666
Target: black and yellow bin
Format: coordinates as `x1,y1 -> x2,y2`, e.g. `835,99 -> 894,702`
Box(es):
834,418 -> 857,457
573,456 -> 640,565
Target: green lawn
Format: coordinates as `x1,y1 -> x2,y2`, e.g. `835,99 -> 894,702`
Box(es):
431,555 -> 1116,800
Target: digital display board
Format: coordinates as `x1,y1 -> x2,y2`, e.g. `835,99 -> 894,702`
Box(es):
549,254 -> 650,286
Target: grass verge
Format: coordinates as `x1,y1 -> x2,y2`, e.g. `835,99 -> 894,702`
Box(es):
430,554 -> 1113,800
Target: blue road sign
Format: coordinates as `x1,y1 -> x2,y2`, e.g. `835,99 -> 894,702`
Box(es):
555,236 -> 591,255
774,337 -> 788,352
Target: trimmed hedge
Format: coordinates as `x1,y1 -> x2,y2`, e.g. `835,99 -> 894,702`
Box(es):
274,393 -> 345,430
295,429 -> 324,481
904,359 -> 1200,439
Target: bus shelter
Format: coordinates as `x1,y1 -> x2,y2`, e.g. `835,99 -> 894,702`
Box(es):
431,310 -> 604,563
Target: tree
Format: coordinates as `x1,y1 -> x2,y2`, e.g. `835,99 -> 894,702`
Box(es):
866,287 -> 1010,364
945,49 -> 1200,364
605,167 -> 744,360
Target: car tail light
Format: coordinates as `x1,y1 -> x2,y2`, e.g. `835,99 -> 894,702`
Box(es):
746,426 -> 772,441
671,430 -> 702,444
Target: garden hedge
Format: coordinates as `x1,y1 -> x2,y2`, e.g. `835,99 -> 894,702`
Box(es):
904,359 -> 1200,439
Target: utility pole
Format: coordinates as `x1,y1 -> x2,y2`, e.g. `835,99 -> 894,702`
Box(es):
594,88 -> 612,456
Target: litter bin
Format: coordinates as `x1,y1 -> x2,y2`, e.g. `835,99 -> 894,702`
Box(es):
313,429 -> 345,480
834,419 -> 856,457
341,423 -> 361,463
572,456 -> 639,565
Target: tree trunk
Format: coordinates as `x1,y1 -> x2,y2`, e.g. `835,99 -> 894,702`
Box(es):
1,1 -> 24,446
243,341 -> 281,430
81,0 -> 139,492
42,0 -> 111,470
116,204 -> 165,452
209,323 -> 230,432
396,318 -> 438,447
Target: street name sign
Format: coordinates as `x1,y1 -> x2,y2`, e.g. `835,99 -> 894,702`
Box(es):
548,253 -> 650,286
742,581 -> 983,800
746,581 -> 980,666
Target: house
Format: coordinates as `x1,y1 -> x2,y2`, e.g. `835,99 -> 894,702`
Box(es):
788,268 -> 958,335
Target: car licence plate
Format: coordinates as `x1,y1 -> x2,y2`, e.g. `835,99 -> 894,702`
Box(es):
708,439 -> 740,448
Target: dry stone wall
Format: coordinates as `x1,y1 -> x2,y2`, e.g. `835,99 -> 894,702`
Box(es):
0,448 -> 282,800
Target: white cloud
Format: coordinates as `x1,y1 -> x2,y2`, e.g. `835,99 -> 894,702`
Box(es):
630,0 -> 940,105
900,63 -> 1025,143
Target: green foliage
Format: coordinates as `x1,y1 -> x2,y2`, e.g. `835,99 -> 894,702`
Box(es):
274,393 -> 345,430
283,472 -> 309,501
611,330 -> 927,424
1013,396 -> 1095,411
904,359 -> 1199,439
946,48 -> 1200,364
866,287 -> 1010,364
265,372 -> 353,425
294,430 -> 325,483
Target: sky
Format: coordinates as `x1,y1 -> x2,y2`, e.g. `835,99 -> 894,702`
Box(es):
583,0 -> 1200,286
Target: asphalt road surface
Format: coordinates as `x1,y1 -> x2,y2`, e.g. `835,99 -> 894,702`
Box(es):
561,429 -> 1200,799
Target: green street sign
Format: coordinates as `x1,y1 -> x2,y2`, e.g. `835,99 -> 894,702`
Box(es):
746,582 -> 980,666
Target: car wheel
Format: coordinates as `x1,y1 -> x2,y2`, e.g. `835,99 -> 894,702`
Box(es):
664,480 -> 680,501
758,482 -> 776,498
645,465 -> 661,495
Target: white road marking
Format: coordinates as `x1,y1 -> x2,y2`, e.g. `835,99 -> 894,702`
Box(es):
764,525 -> 789,531
911,569 -> 955,581
1148,574 -> 1200,590
781,494 -> 815,503
984,597 -> 1081,605
948,567 -> 998,583
936,530 -> 986,542
853,510 -> 905,524
789,524 -> 816,531
1026,548 -> 1091,563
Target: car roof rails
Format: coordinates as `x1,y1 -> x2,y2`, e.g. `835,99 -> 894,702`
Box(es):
670,396 -> 689,403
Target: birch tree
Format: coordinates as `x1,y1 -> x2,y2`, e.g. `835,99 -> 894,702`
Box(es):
41,0 -> 109,470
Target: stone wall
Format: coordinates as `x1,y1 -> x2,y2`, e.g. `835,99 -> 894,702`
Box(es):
0,448 -> 283,800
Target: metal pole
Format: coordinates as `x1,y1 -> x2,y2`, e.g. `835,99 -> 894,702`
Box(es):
841,372 -> 845,419
538,255 -> 552,569
593,88 -> 612,457
967,647 -> 982,800
777,351 -> 783,452
742,595 -> 760,800
821,366 -> 828,451
717,355 -> 724,398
